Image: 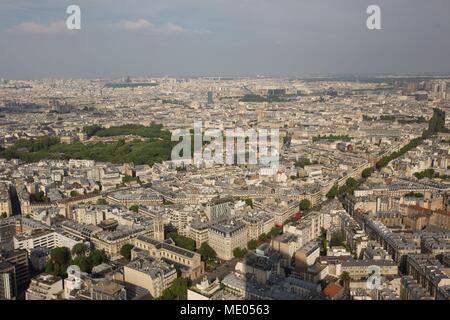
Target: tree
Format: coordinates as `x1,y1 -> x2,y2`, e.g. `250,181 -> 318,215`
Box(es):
71,243 -> 87,256
299,199 -> 311,211
0,212 -> 7,218
362,167 -> 374,179
168,232 -> 196,251
247,239 -> 258,250
170,277 -> 188,299
96,198 -> 107,205
268,227 -> 282,239
340,271 -> 351,285
244,199 -> 253,208
129,205 -> 139,213
89,249 -> 107,266
46,247 -> 72,278
326,185 -> 338,199
120,244 -> 134,260
199,242 -> 217,262
330,230 -> 346,247
160,288 -> 175,300
233,247 -> 247,258
72,256 -> 92,273
70,190 -> 79,197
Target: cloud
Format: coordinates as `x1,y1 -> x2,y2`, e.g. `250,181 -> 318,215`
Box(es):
113,19 -> 185,35
9,20 -> 68,35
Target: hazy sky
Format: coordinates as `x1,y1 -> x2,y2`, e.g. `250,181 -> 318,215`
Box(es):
1,0 -> 450,79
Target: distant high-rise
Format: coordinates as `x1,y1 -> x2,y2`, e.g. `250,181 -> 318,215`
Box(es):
207,91 -> 214,105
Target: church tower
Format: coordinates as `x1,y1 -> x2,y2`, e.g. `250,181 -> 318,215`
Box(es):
153,213 -> 164,241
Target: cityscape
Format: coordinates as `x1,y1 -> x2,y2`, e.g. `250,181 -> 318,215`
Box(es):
1,0 -> 450,308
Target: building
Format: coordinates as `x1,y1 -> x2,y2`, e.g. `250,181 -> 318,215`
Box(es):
187,277 -> 223,300
0,183 -> 12,217
0,219 -> 15,252
123,256 -> 177,298
13,229 -> 82,253
25,273 -> 63,300
0,261 -> 16,300
133,235 -> 203,279
294,241 -> 320,273
0,249 -> 30,297
208,221 -> 247,261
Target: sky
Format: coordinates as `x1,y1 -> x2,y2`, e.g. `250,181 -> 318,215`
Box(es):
0,0 -> 450,79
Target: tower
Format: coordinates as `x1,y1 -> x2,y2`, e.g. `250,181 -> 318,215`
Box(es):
153,213 -> 164,241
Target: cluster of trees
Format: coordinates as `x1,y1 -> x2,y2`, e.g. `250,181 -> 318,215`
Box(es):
326,178 -> 358,199
0,124 -> 176,166
199,242 -> 217,262
294,158 -> 312,168
122,175 -> 140,184
45,246 -> 107,277
257,227 -> 282,243
30,191 -> 49,203
414,169 -> 436,180
129,205 -> 139,213
312,135 -> 351,142
96,198 -> 108,205
404,192 -> 424,198
168,231 -> 196,252
376,137 -> 423,170
329,230 -> 346,247
239,94 -> 287,103
376,108 -> 448,170
361,167 -> 375,179
83,124 -> 169,140
160,277 -> 188,300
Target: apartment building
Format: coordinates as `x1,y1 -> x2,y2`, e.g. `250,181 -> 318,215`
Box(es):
208,221 -> 247,261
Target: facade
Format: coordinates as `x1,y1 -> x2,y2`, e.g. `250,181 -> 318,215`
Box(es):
133,235 -> 203,279
208,221 -> 247,261
25,273 -> 63,300
123,256 -> 177,298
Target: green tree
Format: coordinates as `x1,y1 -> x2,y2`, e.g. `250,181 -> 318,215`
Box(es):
89,249 -> 107,266
247,239 -> 258,250
96,198 -> 107,205
129,205 -> 139,213
45,247 -> 72,278
71,243 -> 87,256
120,244 -> 134,260
299,199 -> 311,211
326,185 -> 338,199
168,232 -> 196,251
72,255 -> 92,273
340,271 -> 351,284
233,247 -> 247,258
199,242 -> 217,262
244,199 -> 253,208
362,167 -> 374,178
70,190 -> 80,197
0,212 -> 7,218
268,227 -> 282,239
170,277 -> 188,300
